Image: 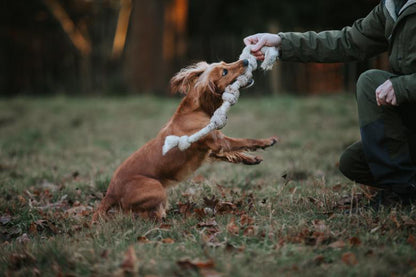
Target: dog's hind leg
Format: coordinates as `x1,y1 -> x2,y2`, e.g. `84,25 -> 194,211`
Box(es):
121,175 -> 167,220
91,194 -> 117,223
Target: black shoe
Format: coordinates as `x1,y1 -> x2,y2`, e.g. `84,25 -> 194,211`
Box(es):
370,189 -> 416,211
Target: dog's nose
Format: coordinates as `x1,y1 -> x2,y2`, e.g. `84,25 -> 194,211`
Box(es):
242,59 -> 249,67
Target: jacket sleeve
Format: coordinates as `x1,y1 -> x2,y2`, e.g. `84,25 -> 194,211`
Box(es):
278,3 -> 388,63
391,73 -> 416,104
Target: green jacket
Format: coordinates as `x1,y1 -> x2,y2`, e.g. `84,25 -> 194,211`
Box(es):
278,0 -> 416,104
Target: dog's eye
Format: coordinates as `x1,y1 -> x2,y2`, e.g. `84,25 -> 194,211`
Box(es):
222,69 -> 228,76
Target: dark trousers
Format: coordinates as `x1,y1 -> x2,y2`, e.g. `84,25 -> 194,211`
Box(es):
339,69 -> 416,193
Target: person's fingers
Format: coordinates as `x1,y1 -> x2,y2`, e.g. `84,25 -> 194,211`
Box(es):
375,85 -> 382,106
385,90 -> 394,104
250,49 -> 264,60
391,94 -> 398,106
252,37 -> 266,52
378,92 -> 387,105
244,35 -> 258,46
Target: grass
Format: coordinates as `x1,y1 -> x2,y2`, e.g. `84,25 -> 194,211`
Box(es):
0,94 -> 415,276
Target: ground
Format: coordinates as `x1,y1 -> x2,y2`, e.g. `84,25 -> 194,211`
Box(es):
0,94 -> 415,276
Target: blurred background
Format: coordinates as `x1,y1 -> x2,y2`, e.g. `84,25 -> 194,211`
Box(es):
0,0 -> 388,96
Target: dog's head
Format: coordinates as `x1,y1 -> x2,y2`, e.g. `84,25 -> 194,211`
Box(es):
170,59 -> 250,115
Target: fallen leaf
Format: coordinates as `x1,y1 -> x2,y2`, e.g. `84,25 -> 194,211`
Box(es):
226,218 -> 239,235
243,225 -> 258,237
312,219 -> 327,232
100,249 -> 110,259
197,219 -> 218,228
177,258 -> 215,270
177,201 -> 195,217
200,268 -> 222,277
137,236 -> 150,243
329,240 -> 346,249
194,208 -> 207,219
401,216 -> 416,226
225,243 -> 245,253
9,251 -> 36,270
192,175 -> 206,184
203,196 -> 219,211
159,223 -> 172,230
341,252 -> 358,265
120,246 -> 138,273
349,237 -> 361,247
240,214 -> 254,226
389,211 -> 401,228
314,255 -> 325,265
216,202 -> 236,214
407,234 -> 416,249
332,184 -> 343,192
16,233 -> 30,244
162,238 -> 175,244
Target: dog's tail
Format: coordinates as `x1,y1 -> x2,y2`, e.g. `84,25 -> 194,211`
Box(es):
91,195 -> 116,224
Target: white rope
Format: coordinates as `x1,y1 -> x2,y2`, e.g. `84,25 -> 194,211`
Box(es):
162,45 -> 279,155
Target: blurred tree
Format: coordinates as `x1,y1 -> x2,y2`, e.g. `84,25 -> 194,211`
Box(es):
0,0 -> 382,95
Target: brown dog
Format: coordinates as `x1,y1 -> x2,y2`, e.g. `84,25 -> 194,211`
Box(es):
92,59 -> 277,222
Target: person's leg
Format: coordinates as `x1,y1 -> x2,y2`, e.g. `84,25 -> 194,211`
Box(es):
339,141 -> 375,185
356,69 -> 416,194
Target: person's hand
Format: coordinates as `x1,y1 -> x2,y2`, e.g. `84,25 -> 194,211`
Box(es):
243,33 -> 282,61
375,79 -> 398,106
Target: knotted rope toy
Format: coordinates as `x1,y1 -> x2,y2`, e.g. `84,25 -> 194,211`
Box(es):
162,45 -> 279,155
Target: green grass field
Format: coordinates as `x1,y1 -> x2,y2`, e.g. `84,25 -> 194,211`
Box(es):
1,95 -> 415,276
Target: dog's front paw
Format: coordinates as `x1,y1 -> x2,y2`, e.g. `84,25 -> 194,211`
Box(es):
261,136 -> 279,149
243,155 -> 263,165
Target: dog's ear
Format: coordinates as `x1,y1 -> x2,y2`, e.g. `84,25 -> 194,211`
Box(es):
170,62 -> 209,95
207,80 -> 216,94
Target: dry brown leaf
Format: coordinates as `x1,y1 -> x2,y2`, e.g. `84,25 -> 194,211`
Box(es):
120,246 -> 138,273
312,219 -> 327,232
314,255 -> 325,265
349,237 -> 362,247
226,218 -> 239,235
216,202 -> 236,214
407,234 -> 416,249
194,208 -> 207,219
16,233 -> 30,244
100,249 -> 110,259
341,252 -> 358,265
137,236 -> 150,243
29,222 -> 38,234
159,223 -> 172,230
161,238 -> 175,244
177,258 -> 215,270
225,243 -> 245,253
192,175 -> 206,184
200,268 -> 222,277
240,214 -> 254,226
197,219 -> 218,228
203,196 -> 219,210
389,211 -> 401,228
243,226 -> 258,237
332,184 -> 343,192
177,202 -> 195,217
329,240 -> 346,249
401,216 -> 416,226
9,251 -> 36,270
